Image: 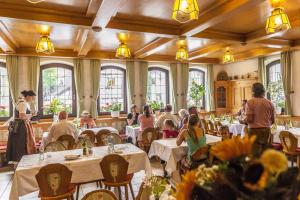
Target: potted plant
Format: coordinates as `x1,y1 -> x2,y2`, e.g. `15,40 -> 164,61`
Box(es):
149,101 -> 163,116
189,80 -> 205,109
44,98 -> 65,122
102,102 -> 121,118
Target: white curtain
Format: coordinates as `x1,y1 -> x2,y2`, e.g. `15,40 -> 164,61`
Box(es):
90,59 -> 101,118
74,59 -> 85,117
206,64 -> 215,111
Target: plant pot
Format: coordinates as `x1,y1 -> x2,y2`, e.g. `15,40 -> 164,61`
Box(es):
154,110 -> 161,117
111,111 -> 120,118
53,114 -> 58,122
275,107 -> 282,115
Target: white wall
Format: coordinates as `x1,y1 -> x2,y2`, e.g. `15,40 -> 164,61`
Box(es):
213,51 -> 300,116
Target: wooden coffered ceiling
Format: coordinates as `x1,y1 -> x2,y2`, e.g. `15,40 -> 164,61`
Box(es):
0,0 -> 300,64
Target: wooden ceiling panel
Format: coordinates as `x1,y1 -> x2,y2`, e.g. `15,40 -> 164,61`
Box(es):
0,0 -> 90,13
92,29 -> 158,53
3,19 -> 76,49
117,0 -> 219,22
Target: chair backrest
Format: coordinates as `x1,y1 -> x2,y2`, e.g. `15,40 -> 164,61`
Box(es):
141,128 -> 158,146
214,121 -> 222,131
279,131 -> 298,153
44,141 -> 66,152
35,163 -> 72,197
100,154 -> 129,183
207,120 -> 216,132
74,138 -> 94,149
96,129 -> 112,146
56,135 -> 75,150
82,189 -> 118,200
200,119 -> 208,133
80,130 -> 96,143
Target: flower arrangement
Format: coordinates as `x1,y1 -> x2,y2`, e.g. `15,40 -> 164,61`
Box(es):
149,101 -> 163,111
173,136 -> 300,200
143,176 -> 169,199
101,102 -> 121,112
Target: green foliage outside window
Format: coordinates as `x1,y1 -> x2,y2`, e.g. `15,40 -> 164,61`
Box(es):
148,101 -> 164,111
267,81 -> 285,109
44,98 -> 71,115
189,80 -> 205,108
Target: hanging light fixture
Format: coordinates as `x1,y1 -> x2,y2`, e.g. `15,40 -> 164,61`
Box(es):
176,46 -> 188,61
36,34 -> 55,54
266,0 -> 291,34
222,47 -> 234,64
172,0 -> 199,23
116,42 -> 131,59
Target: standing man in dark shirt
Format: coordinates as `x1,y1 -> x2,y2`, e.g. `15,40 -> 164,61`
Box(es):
127,104 -> 139,126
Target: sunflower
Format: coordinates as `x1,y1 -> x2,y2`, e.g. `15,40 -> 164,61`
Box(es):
211,136 -> 256,161
174,170 -> 196,200
260,149 -> 288,175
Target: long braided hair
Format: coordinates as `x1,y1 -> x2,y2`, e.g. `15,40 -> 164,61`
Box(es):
187,114 -> 200,144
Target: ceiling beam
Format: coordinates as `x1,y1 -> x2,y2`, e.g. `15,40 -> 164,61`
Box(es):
182,0 -> 264,37
86,0 -> 103,17
142,54 -> 220,64
193,29 -> 245,42
246,13 -> 300,43
0,2 -> 93,27
255,39 -> 292,48
134,37 -> 174,58
0,21 -> 19,53
75,0 -> 126,56
189,43 -> 228,60
233,47 -> 288,62
106,14 -> 181,37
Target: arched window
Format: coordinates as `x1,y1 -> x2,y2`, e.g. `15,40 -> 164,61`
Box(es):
266,60 -> 285,107
188,68 -> 205,109
0,63 -> 12,119
39,63 -> 76,117
147,67 -> 170,108
98,66 -> 127,114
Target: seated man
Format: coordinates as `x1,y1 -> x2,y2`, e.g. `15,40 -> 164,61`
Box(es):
45,111 -> 79,145
156,104 -> 178,130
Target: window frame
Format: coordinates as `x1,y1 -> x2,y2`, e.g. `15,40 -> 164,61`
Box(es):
147,67 -> 170,108
0,62 -> 13,120
38,63 -> 77,119
266,60 -> 281,100
97,66 -> 128,115
188,68 -> 206,109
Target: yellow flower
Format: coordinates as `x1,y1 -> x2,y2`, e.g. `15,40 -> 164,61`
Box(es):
174,170 -> 196,200
260,149 -> 288,174
211,136 -> 256,161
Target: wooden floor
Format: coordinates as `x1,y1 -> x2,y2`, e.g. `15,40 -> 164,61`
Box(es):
0,160 -> 167,200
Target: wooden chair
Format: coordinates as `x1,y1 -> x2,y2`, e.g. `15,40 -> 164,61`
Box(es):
57,135 -> 75,150
74,138 -> 94,149
44,141 -> 66,152
138,128 -> 158,153
96,129 -> 111,146
79,130 -> 96,144
100,154 -> 135,200
279,131 -> 300,167
214,121 -> 223,134
207,120 -> 217,135
200,119 -> 209,134
81,189 -> 118,200
35,163 -> 75,200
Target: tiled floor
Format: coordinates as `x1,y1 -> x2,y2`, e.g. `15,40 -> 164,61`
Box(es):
0,160 -> 166,200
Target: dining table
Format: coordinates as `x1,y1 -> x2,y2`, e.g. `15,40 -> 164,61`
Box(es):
148,134 -> 222,175
9,143 -> 151,200
222,120 -> 246,137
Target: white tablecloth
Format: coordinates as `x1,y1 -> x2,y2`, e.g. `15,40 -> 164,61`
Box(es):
125,126 -> 140,144
222,121 -> 246,137
42,127 -> 119,145
148,135 -> 222,174
10,144 -> 151,200
273,126 -> 300,147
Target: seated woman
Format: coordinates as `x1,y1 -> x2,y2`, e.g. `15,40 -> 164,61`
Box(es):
127,104 -> 139,126
176,114 -> 207,170
137,105 -> 155,142
177,109 -> 189,130
162,119 -> 179,139
80,111 -> 96,128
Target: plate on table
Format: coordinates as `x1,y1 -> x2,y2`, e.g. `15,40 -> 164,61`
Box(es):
64,154 -> 81,160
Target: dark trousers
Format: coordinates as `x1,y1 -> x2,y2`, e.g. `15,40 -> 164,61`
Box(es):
248,127 -> 271,157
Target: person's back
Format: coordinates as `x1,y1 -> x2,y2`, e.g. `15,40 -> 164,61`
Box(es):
184,127 -> 206,156
139,114 -> 154,131
246,97 -> 274,128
